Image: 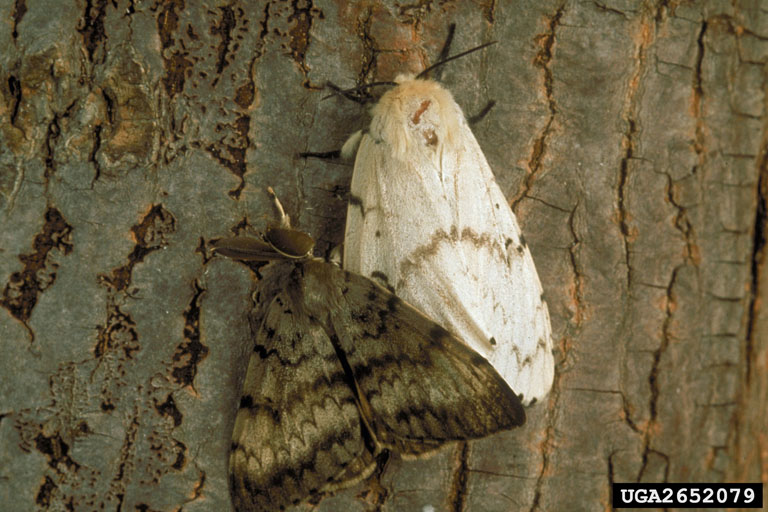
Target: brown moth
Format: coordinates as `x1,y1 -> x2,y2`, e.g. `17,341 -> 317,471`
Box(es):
214,188 -> 525,512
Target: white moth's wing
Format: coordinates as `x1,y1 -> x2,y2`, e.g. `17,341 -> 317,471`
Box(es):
449,128 -> 554,404
344,78 -> 554,405
229,286 -> 375,512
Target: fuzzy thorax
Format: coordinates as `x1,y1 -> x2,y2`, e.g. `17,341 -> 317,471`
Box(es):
368,76 -> 464,160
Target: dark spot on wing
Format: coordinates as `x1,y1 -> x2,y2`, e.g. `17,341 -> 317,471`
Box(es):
348,194 -> 365,218
469,351 -> 487,367
253,343 -> 282,364
428,324 -> 451,345
370,270 -> 394,292
239,395 -> 254,409
490,336 -> 497,346
386,295 -> 400,312
239,395 -> 280,423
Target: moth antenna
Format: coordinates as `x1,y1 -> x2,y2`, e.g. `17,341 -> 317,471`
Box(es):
321,81 -> 398,103
431,23 -> 457,81
266,187 -> 291,228
321,81 -> 365,103
415,41 -> 497,80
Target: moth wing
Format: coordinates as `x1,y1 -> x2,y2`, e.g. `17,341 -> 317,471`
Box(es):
457,133 -> 555,404
407,128 -> 555,405
305,262 -> 525,458
345,105 -> 554,405
343,134 -> 391,267
229,289 -> 375,511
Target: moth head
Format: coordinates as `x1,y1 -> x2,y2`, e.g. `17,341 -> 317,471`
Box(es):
212,188 -> 316,262
371,78 -> 461,156
366,40 -> 496,157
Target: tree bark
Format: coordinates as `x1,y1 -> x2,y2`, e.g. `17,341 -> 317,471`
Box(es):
0,1 -> 765,511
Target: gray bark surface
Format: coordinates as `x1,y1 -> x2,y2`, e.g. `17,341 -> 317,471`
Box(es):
0,1 -> 765,511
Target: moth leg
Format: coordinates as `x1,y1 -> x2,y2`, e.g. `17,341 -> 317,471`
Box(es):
390,439 -> 448,461
355,451 -> 392,506
319,447 -> 378,495
299,149 -> 342,160
328,244 -> 343,266
299,128 -> 363,161
467,100 -> 496,125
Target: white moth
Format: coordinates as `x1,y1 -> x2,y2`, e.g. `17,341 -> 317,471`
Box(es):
342,68 -> 554,405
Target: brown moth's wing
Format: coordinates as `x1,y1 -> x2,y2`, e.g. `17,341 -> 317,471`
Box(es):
229,288 -> 376,512
302,260 -> 526,458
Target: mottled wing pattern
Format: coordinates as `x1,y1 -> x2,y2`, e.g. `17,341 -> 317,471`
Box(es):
230,285 -> 376,512
302,260 -> 525,458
